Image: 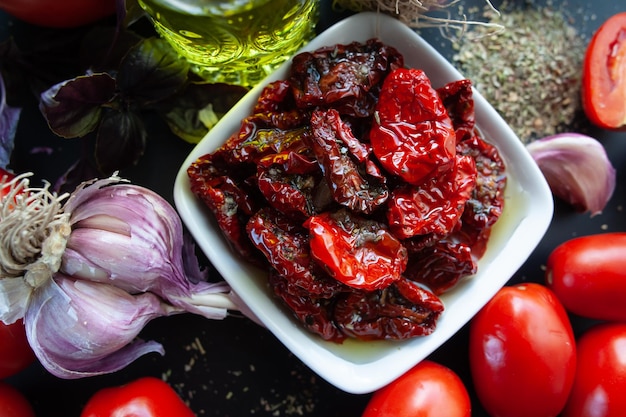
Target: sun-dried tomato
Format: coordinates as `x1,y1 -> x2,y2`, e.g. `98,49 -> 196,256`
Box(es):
437,79 -> 476,142
305,209 -> 408,291
246,208 -> 345,298
217,121 -> 310,165
387,154 -> 477,239
333,278 -> 444,340
404,240 -> 477,295
370,68 -> 457,186
252,80 -> 310,130
309,109 -> 388,214
270,271 -> 347,342
457,135 -> 507,230
256,149 -> 320,218
289,38 -> 404,117
187,154 -> 260,260
188,39 -> 508,344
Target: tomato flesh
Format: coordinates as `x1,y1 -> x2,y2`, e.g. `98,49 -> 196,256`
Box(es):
361,360 -> 471,417
582,12 -> 626,129
546,232 -> 626,322
469,283 -> 576,417
562,323 -> 626,417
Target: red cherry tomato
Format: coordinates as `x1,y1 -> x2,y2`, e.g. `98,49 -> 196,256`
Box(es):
581,12 -> 626,129
0,0 -> 116,28
469,283 -> 576,417
545,233 -> 626,322
361,360 -> 471,417
0,382 -> 35,417
80,377 -> 195,417
562,323 -> 626,417
0,319 -> 36,379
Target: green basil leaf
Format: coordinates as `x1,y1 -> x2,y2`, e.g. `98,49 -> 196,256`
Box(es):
116,37 -> 189,105
160,82 -> 248,143
95,110 -> 146,173
40,73 -> 116,138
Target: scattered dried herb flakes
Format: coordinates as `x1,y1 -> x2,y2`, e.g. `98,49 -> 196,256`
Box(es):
452,2 -> 587,143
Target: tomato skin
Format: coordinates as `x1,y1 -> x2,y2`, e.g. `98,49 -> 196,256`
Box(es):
0,168 -> 15,202
80,377 -> 196,417
581,12 -> 626,129
0,0 -> 116,28
546,233 -> 626,322
0,319 -> 36,379
0,382 -> 35,417
562,323 -> 626,417
361,360 -> 471,417
469,283 -> 576,417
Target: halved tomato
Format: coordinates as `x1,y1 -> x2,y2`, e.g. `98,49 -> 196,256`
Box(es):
581,12 -> 626,129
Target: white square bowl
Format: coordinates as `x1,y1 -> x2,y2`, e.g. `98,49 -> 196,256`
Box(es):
173,12 -> 553,394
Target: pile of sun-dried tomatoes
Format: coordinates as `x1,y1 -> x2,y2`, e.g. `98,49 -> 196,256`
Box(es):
188,39 -> 507,343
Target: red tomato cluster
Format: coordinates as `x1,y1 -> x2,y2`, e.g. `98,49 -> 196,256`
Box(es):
545,233 -> 626,417
361,230 -> 626,417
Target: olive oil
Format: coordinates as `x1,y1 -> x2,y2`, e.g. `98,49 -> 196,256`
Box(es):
137,0 -> 319,86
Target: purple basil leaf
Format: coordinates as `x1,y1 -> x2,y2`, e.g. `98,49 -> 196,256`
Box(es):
95,110 -> 146,174
116,37 -> 189,105
0,74 -> 21,168
39,73 -> 117,138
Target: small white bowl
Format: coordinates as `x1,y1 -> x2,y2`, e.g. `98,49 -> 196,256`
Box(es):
174,12 -> 553,394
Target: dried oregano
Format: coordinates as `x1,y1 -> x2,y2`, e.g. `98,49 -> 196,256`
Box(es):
452,2 -> 586,143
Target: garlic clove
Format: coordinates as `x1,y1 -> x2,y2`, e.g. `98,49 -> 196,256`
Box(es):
60,176 -> 192,293
25,275 -> 174,379
59,176 -> 238,320
526,133 -> 616,217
